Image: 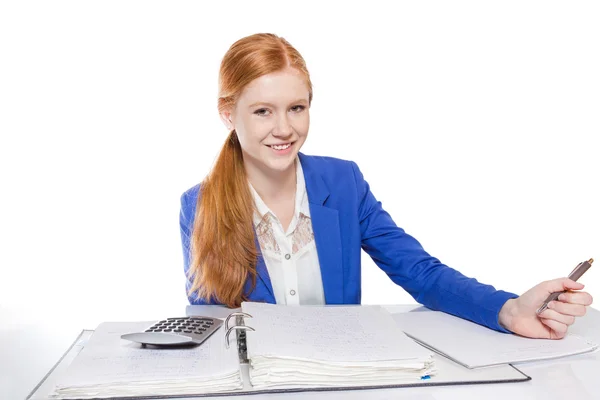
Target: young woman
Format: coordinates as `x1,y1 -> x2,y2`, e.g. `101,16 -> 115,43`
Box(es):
179,33 -> 592,339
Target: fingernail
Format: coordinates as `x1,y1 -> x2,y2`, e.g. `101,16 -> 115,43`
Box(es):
548,302 -> 554,309
558,294 -> 565,301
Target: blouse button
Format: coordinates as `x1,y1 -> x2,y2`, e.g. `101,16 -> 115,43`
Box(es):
290,289 -> 296,296
285,253 -> 291,260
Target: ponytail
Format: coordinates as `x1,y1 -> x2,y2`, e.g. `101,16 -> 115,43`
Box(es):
187,130 -> 258,307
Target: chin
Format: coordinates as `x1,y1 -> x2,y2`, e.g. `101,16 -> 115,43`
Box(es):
266,156 -> 296,172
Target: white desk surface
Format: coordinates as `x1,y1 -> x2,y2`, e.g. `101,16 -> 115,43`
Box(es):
2,304 -> 599,400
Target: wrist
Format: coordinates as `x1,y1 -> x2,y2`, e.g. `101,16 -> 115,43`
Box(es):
498,298 -> 517,332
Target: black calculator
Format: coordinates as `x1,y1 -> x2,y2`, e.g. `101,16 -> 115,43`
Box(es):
121,316 -> 223,347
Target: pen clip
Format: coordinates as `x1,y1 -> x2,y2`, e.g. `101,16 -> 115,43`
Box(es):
567,262 -> 584,279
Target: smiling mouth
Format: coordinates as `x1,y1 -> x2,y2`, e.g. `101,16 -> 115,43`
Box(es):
266,142 -> 294,150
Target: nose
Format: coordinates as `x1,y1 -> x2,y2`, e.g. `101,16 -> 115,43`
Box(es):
272,113 -> 293,138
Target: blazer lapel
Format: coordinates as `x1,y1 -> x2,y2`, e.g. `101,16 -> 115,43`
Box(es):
299,153 -> 344,304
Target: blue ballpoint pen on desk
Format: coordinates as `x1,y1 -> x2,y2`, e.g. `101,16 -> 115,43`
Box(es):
536,258 -> 594,314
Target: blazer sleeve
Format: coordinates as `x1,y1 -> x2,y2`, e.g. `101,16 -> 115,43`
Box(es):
179,189 -> 211,305
350,161 -> 517,332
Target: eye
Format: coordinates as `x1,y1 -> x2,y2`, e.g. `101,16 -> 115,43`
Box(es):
291,105 -> 306,113
254,108 -> 270,116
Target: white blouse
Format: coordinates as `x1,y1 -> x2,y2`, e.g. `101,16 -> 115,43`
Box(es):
249,158 -> 325,305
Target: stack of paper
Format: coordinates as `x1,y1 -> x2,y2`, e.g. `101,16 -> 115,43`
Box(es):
50,321 -> 242,399
241,302 -> 435,389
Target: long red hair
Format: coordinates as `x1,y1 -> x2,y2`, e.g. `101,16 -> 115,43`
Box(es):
188,33 -> 313,307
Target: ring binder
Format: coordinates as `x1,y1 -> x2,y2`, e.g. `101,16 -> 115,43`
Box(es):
27,305 -> 534,399
225,326 -> 254,348
224,312 -> 252,331
224,311 -> 254,363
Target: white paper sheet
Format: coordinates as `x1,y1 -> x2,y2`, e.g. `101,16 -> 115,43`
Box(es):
394,310 -> 598,368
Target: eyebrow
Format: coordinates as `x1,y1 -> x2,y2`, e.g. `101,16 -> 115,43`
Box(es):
248,99 -> 309,109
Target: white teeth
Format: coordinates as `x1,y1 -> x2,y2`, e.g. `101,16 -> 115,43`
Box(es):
271,143 -> 291,150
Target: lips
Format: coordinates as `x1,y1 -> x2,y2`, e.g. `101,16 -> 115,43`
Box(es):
269,143 -> 292,150
266,141 -> 295,149
265,141 -> 295,155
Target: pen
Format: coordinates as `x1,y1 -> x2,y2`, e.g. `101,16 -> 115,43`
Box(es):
536,258 -> 594,314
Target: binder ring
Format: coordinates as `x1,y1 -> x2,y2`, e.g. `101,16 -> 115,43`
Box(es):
225,326 -> 255,349
224,312 -> 252,331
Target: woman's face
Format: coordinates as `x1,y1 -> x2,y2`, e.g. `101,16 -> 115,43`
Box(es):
223,67 -> 310,176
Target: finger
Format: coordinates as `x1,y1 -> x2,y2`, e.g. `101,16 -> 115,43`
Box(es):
538,308 -> 576,326
548,300 -> 587,317
563,278 -> 585,291
558,291 -> 594,306
544,278 -> 584,294
539,318 -> 568,339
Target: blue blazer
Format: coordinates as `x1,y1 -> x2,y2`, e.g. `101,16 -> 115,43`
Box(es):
180,153 -> 517,332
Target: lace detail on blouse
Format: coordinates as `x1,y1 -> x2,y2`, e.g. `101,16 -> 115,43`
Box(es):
292,214 -> 314,254
256,213 -> 281,254
255,212 -> 315,256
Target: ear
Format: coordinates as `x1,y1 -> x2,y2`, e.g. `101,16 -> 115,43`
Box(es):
219,109 -> 234,131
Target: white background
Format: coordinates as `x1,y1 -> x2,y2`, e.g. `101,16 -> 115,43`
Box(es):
1,1 -> 598,330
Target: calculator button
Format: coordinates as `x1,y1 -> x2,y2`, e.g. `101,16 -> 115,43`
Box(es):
184,330 -> 192,333
174,329 -> 182,332
164,329 -> 172,332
